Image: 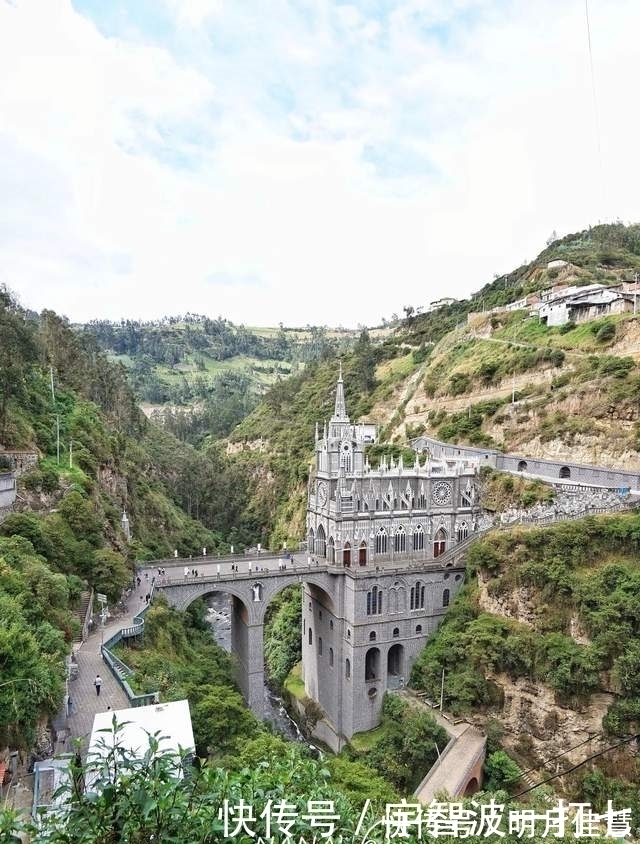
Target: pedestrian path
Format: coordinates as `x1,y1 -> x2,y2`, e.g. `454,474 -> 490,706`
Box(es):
63,577 -> 150,754
6,578 -> 151,818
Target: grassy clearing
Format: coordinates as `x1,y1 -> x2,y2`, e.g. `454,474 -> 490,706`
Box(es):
348,724 -> 387,752
283,662 -> 306,701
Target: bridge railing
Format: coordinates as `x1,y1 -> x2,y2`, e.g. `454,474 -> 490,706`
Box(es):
100,581 -> 158,707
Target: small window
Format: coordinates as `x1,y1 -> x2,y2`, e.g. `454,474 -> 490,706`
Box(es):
416,625 -> 423,634
318,637 -> 323,656
346,658 -> 351,679
393,627 -> 400,638
309,628 -> 313,645
368,687 -> 378,699
443,589 -> 450,608
329,647 -> 334,667
347,629 -> 351,639
319,610 -> 322,620
330,620 -> 334,630
369,631 -> 376,641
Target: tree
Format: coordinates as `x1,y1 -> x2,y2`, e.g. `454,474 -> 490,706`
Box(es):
0,286 -> 37,439
484,750 -> 522,792
90,549 -> 132,603
352,330 -> 378,395
191,686 -> 261,757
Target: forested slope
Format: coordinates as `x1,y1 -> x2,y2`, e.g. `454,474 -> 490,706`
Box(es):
0,288 -> 263,748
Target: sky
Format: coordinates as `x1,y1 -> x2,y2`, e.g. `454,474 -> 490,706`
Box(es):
1,0 -> 638,329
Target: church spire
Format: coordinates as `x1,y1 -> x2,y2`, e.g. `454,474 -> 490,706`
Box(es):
333,360 -> 348,421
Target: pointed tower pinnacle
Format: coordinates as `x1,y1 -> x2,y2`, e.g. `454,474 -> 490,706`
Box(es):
333,360 -> 348,421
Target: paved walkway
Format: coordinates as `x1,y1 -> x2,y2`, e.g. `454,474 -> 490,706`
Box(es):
6,579 -> 149,819
64,577 -> 151,753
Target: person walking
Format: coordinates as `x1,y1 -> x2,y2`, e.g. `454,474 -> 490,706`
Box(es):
94,674 -> 103,697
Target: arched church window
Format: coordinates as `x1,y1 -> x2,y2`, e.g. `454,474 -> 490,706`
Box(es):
410,581 -> 425,610
456,522 -> 469,542
394,526 -> 406,553
366,585 -> 383,616
375,528 -> 388,555
443,589 -> 450,608
413,524 -> 425,551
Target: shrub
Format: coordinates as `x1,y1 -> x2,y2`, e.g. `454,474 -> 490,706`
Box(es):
595,321 -> 616,343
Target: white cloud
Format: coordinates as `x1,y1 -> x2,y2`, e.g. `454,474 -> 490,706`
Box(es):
1,0 -> 639,328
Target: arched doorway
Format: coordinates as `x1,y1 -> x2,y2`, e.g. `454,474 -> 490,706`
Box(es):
433,527 -> 447,558
358,540 -> 367,566
517,460 -> 528,472
327,536 -> 335,564
307,527 -> 315,553
316,525 -> 326,557
387,643 -> 404,689
343,541 -> 351,567
365,647 -> 380,681
559,466 -> 571,479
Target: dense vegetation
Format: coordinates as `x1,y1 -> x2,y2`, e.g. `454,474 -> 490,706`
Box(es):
82,316 -> 367,444
0,288 -> 272,745
263,585 -> 303,689
4,725 -> 611,844
112,598 -> 264,759
412,513 -> 640,733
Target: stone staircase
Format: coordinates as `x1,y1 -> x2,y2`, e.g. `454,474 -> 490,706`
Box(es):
73,590 -> 92,645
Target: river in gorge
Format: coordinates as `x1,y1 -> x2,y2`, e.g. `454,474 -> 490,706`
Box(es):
205,592 -> 310,746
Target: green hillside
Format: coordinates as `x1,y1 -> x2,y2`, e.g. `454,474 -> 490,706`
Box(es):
0,288 -> 264,747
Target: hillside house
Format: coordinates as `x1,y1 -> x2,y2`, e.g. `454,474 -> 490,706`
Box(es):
537,283 -> 633,326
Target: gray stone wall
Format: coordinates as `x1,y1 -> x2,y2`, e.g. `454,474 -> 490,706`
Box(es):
0,472 -> 16,511
412,436 -> 640,490
303,565 -> 465,739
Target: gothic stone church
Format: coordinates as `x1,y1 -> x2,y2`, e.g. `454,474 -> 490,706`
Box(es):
302,369 -> 480,748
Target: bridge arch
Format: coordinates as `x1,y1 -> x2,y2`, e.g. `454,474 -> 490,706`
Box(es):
156,570 -> 337,721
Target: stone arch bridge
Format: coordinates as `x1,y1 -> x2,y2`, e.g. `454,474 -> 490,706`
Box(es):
154,559 -> 335,716
151,539 -> 470,734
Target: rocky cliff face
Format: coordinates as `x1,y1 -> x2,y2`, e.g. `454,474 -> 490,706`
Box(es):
483,670 -> 614,771
474,569 -> 621,778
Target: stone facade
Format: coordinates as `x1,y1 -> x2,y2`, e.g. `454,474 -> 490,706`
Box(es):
307,368 -> 481,567
302,371 -> 481,744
